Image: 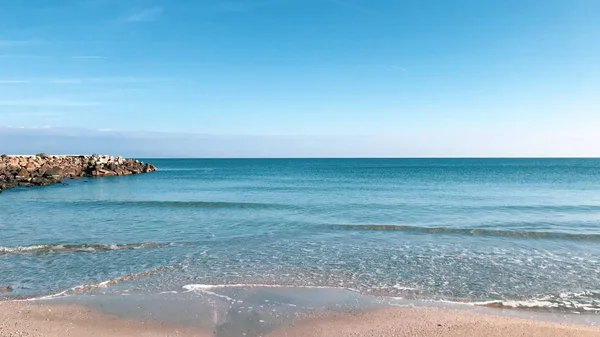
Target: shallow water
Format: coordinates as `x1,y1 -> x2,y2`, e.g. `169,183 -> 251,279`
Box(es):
52,286 -> 600,337
2,158 -> 600,314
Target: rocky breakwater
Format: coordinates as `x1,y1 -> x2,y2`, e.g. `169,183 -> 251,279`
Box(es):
0,154 -> 156,193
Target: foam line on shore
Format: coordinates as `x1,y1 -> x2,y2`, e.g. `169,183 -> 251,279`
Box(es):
14,265 -> 178,302
330,224 -> 600,240
182,283 -> 361,292
0,242 -> 171,256
183,284 -> 600,314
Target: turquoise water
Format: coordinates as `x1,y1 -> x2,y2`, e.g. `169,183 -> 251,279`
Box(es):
2,159 -> 600,313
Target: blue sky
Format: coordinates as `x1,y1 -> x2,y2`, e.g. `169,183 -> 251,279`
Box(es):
1,0 -> 599,157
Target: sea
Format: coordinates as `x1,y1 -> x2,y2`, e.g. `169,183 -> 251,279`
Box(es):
2,158 -> 600,321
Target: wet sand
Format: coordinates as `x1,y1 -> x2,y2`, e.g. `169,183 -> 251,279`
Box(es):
268,307 -> 600,337
1,300 -> 600,337
0,301 -> 210,337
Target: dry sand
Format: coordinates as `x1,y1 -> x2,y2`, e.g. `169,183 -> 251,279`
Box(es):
0,301 -> 210,337
268,307 -> 600,337
1,301 -> 600,337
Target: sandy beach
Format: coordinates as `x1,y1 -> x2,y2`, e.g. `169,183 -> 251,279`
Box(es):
0,301 -> 210,337
268,307 -> 600,337
1,301 -> 599,337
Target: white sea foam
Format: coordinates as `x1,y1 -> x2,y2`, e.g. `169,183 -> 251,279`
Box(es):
0,245 -> 49,253
472,300 -> 600,312
182,283 -> 358,292
12,265 -> 176,302
391,284 -> 419,291
0,242 -> 167,255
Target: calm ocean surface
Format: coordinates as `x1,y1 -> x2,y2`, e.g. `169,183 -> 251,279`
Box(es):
2,159 -> 600,313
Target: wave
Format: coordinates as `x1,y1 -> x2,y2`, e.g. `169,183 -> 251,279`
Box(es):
68,200 -> 285,209
473,291 -> 600,312
474,300 -> 600,312
17,278 -> 600,315
0,242 -> 170,256
181,284 -> 600,314
17,265 -> 178,301
183,283 -> 355,291
474,204 -> 600,213
71,265 -> 176,292
182,284 -> 361,303
329,224 -> 600,241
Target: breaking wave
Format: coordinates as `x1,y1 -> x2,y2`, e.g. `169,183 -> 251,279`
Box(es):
330,224 -> 600,241
19,265 -> 178,301
181,284 -> 600,314
0,242 -> 170,256
473,291 -> 600,312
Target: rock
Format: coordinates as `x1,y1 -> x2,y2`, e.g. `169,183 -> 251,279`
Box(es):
25,162 -> 38,172
32,177 -> 56,186
98,169 -> 117,176
143,163 -> 157,173
0,154 -> 156,193
44,167 -> 63,178
16,168 -> 29,178
0,286 -> 13,293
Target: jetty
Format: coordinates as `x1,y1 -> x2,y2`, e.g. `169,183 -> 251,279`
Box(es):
0,154 -> 156,193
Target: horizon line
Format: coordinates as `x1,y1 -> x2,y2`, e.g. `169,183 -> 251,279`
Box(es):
119,156 -> 600,160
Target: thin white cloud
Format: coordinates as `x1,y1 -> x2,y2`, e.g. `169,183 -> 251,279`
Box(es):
126,7 -> 163,22
0,99 -> 104,107
390,65 -> 407,72
0,80 -> 29,84
2,111 -> 62,117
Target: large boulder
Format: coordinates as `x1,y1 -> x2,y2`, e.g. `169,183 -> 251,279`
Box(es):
144,163 -> 157,173
16,168 -> 30,179
25,161 -> 38,172
32,176 -> 56,186
44,167 -> 63,179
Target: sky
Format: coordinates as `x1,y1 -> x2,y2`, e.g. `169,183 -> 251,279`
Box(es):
0,0 -> 599,157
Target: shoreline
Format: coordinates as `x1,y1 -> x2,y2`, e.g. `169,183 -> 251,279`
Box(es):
5,284 -> 600,326
1,299 -> 599,337
0,301 -> 210,337
267,307 -> 600,337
